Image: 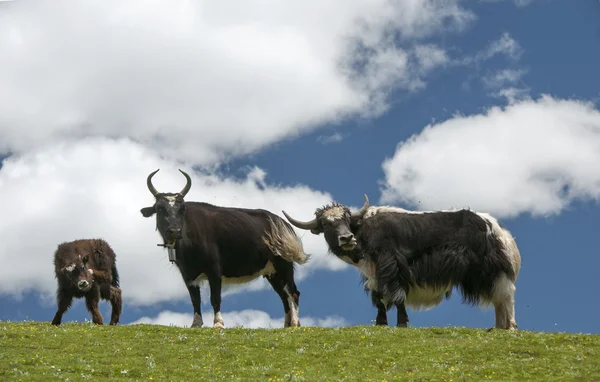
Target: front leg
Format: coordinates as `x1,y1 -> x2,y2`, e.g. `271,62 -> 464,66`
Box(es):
51,290 -> 74,326
207,274 -> 224,329
84,290 -> 104,325
371,290 -> 388,326
186,284 -> 203,328
395,301 -> 409,328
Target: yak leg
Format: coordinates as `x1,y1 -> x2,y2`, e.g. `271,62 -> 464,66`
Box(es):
100,284 -> 122,325
85,290 -> 104,325
207,275 -> 224,329
51,290 -> 74,326
265,274 -> 293,327
109,287 -> 122,325
371,291 -> 388,326
491,274 -> 518,330
395,301 -> 409,328
279,263 -> 301,327
186,285 -> 204,328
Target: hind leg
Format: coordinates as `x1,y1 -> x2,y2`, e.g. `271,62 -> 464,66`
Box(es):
272,260 -> 301,327
266,274 -> 293,327
492,274 -> 517,330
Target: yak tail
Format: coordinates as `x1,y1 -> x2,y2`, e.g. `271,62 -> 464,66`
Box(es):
263,216 -> 311,265
111,262 -> 120,288
375,248 -> 411,306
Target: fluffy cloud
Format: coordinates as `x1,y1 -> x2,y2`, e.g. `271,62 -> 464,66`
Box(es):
0,138 -> 351,306
130,309 -> 347,329
0,0 -> 472,166
380,95 -> 600,219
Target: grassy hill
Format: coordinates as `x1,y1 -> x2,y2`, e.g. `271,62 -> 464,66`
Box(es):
0,321 -> 598,381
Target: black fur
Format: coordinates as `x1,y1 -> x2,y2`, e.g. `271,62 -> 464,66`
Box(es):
355,210 -> 515,307
286,201 -> 520,329
141,187 -> 306,329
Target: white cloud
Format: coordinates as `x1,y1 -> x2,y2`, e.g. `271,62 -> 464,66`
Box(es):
459,32 -> 522,66
0,0 -> 474,166
482,68 -> 527,89
0,138 -> 352,306
380,95 -> 600,219
479,0 -> 534,7
317,132 -> 345,145
129,309 -> 347,329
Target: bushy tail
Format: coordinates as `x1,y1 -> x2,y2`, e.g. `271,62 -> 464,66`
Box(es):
263,217 -> 311,265
111,262 -> 120,288
477,212 -> 521,281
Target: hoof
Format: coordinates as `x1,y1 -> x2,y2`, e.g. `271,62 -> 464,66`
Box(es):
397,322 -> 408,328
213,321 -> 225,329
191,314 -> 204,328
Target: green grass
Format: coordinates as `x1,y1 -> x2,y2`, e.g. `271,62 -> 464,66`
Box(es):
0,322 -> 598,381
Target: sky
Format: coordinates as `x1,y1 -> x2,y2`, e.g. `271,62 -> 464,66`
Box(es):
1,0 -> 599,334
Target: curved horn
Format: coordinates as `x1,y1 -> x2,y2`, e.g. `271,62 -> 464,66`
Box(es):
351,194 -> 370,217
282,210 -> 318,230
178,169 -> 192,197
146,169 -> 160,196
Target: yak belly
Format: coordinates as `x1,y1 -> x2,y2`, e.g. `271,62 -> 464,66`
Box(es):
190,261 -> 276,287
405,283 -> 453,311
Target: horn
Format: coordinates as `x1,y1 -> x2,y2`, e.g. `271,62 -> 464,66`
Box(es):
146,169 -> 160,196
351,194 -> 370,217
282,210 -> 318,230
178,169 -> 192,197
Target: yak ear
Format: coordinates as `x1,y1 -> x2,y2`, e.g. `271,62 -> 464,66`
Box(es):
310,228 -> 321,235
350,215 -> 363,230
82,254 -> 89,264
140,206 -> 156,217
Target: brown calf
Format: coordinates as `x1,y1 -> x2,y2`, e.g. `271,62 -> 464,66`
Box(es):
51,238 -> 122,326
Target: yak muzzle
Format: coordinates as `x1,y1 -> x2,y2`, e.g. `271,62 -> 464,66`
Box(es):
77,280 -> 91,291
166,227 -> 183,240
338,234 -> 357,251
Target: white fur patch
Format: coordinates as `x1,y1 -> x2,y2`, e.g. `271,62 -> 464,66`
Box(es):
189,261 -> 276,288
214,312 -> 225,329
165,195 -> 178,207
362,206 -> 470,219
405,284 -> 452,311
323,206 -> 345,221
284,285 -> 300,327
63,263 -> 76,272
88,269 -> 94,275
341,256 -> 379,292
475,212 -> 521,280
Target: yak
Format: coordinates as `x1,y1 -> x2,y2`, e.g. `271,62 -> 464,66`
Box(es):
283,194 -> 521,330
51,239 -> 122,326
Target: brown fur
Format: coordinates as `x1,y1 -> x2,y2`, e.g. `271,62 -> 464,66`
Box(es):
51,239 -> 122,326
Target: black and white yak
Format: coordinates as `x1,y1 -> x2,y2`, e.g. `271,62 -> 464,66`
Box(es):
282,194 -> 521,330
140,169 -> 309,328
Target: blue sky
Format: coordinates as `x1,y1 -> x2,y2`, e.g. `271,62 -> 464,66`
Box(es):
1,0 -> 599,334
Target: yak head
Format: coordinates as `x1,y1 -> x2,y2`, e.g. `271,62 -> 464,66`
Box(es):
282,194 -> 370,263
140,169 -> 192,246
61,254 -> 94,292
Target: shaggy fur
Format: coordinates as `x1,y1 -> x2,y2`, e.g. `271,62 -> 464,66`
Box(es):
51,238 -> 122,326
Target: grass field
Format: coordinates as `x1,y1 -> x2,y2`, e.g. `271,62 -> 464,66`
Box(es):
0,321 -> 598,381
